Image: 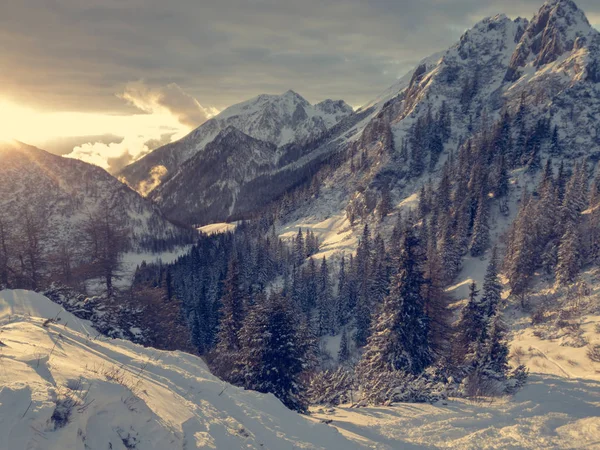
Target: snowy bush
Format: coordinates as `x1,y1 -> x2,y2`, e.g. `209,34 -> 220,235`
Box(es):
587,345 -> 600,363
307,368 -> 356,406
358,367 -> 453,406
50,379 -> 92,430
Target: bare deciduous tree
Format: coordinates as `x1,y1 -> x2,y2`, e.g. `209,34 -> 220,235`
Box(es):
81,202 -> 129,297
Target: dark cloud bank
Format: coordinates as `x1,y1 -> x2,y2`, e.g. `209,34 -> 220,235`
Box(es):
1,0 -> 599,115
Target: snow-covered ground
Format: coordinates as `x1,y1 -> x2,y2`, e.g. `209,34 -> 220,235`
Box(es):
311,373 -> 600,449
1,284 -> 600,450
198,222 -> 238,235
0,290 -> 360,450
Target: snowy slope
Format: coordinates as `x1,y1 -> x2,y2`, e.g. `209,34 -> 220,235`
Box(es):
119,90 -> 353,195
2,289 -> 599,448
312,373 -> 600,449
0,289 -> 361,450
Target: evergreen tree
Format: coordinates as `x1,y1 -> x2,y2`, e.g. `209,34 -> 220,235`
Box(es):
469,191 -> 490,257
550,125 -> 561,156
294,228 -> 305,266
354,290 -> 372,348
338,328 -> 350,365
556,161 -> 568,203
357,221 -> 432,382
239,292 -> 310,412
454,281 -> 483,363
336,255 -> 350,327
213,257 -> 245,381
505,191 -> 536,296
480,248 -> 502,318
555,222 -> 582,286
317,257 -> 334,336
439,217 -> 461,283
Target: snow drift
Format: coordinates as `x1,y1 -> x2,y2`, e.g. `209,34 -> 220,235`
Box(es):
0,290 -> 358,449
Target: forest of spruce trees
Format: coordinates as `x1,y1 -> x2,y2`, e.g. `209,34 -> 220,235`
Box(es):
128,92 -> 600,412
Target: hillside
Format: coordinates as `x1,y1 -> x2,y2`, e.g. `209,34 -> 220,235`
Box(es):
0,141 -> 194,252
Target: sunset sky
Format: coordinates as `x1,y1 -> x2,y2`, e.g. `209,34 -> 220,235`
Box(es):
2,0 -> 599,173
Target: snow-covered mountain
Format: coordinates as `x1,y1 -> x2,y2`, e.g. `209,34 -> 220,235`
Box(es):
148,104 -> 371,226
0,289 -> 359,449
269,0 -> 600,256
153,127 -> 278,225
0,141 -> 194,252
136,0 -> 600,230
119,90 -> 353,196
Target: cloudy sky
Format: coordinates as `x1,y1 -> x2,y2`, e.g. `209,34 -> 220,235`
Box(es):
1,0 -> 599,172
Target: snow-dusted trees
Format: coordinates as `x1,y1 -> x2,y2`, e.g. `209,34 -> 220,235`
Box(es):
338,328 -> 350,364
357,220 -> 432,399
456,252 -> 526,395
504,190 -> 537,296
354,224 -> 373,347
555,223 -> 582,286
213,256 -> 246,381
469,190 -> 490,257
503,159 -> 594,290
239,292 -> 312,412
317,257 -> 335,336
294,228 -> 305,266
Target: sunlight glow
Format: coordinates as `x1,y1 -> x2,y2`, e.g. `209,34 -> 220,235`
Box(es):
0,99 -> 188,144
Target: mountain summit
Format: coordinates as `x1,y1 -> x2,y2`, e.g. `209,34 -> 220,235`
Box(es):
119,91 -> 352,195
506,0 -> 597,80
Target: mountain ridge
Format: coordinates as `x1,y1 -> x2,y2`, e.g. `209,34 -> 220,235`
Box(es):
119,90 -> 353,196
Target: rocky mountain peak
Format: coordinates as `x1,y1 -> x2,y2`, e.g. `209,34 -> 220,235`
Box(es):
505,0 -> 596,80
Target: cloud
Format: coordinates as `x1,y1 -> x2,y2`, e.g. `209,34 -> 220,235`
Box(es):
60,84 -> 216,173
132,165 -> 169,197
121,81 -> 217,128
37,134 -> 123,156
66,135 -> 153,174
1,0 -> 599,114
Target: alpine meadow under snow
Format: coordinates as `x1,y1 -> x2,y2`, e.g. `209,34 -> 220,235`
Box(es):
2,0 -> 600,448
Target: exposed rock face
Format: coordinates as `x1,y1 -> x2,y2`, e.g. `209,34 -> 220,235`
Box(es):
506,0 -> 595,81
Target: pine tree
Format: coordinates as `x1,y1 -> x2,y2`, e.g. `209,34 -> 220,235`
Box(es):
357,221 -> 432,382
302,258 -> 318,314
469,191 -> 490,257
354,290 -> 372,348
439,217 -> 461,283
454,281 -> 483,363
336,255 -> 350,327
338,328 -> 350,364
294,228 -> 305,266
480,248 -> 502,318
239,292 -> 310,412
213,257 -> 245,381
556,161 -> 568,203
555,222 -> 582,286
550,125 -> 561,156
317,257 -> 335,336
505,190 -> 536,296
560,162 -> 587,230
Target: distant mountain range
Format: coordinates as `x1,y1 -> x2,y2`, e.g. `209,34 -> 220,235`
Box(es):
119,90 -> 353,195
